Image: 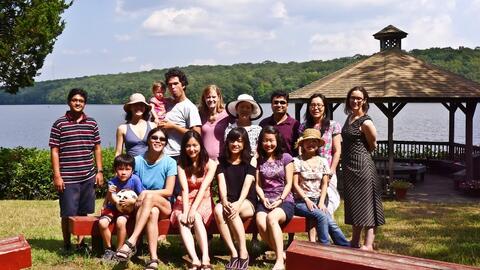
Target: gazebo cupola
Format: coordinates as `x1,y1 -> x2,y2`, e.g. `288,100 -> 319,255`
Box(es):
373,25 -> 408,51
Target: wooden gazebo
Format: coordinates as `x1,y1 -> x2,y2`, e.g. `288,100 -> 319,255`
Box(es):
289,25 -> 480,185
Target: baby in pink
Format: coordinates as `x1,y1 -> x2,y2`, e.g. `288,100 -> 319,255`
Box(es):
149,81 -> 168,124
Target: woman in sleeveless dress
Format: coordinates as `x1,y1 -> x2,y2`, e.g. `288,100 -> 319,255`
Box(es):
341,86 -> 385,251
115,93 -> 156,157
170,130 -> 217,269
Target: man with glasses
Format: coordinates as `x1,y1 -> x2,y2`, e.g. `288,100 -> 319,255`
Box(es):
259,91 -> 300,156
49,88 -> 104,252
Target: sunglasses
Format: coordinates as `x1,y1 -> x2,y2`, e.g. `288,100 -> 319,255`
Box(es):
150,135 -> 167,142
273,100 -> 287,105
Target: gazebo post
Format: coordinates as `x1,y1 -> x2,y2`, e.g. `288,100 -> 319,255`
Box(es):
330,103 -> 342,120
442,102 -> 458,160
462,102 -> 477,181
295,103 -> 303,121
376,102 -> 407,184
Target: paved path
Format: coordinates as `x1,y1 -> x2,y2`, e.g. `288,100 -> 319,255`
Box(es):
406,173 -> 480,204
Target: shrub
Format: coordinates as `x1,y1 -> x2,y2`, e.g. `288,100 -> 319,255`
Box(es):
390,179 -> 414,190
0,147 -> 115,200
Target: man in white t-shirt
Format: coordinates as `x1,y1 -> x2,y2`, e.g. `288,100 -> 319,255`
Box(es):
159,68 -> 201,159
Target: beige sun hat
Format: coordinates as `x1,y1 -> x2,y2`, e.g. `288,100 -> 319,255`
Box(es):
226,94 -> 263,120
123,93 -> 150,112
295,128 -> 326,148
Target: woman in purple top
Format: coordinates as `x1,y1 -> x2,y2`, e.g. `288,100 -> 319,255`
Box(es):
199,85 -> 232,161
115,93 -> 156,157
255,126 -> 294,270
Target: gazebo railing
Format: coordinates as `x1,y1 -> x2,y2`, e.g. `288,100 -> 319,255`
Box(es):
373,140 -> 480,161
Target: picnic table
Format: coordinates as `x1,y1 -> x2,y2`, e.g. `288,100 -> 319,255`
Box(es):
375,160 -> 427,183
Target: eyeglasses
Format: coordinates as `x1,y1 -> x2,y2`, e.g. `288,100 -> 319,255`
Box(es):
150,135 -> 167,142
349,96 -> 364,101
309,103 -> 324,108
273,100 -> 287,105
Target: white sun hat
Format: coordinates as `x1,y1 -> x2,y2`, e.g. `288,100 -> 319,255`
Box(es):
226,94 -> 263,120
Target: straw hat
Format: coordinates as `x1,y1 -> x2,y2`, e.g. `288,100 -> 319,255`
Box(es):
295,128 -> 325,148
226,94 -> 263,120
123,93 -> 150,112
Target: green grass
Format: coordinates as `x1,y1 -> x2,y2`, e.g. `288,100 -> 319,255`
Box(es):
0,199 -> 479,269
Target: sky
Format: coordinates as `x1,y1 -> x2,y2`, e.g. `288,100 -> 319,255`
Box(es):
35,0 -> 480,82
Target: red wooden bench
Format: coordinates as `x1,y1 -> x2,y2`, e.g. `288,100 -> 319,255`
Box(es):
0,235 -> 32,270
286,240 -> 480,270
69,215 -> 307,255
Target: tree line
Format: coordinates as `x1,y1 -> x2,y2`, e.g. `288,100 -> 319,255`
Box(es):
1,47 -> 479,105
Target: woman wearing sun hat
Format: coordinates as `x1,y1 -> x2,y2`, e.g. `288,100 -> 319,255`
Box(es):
292,128 -> 349,246
115,93 -> 157,157
224,94 -> 263,157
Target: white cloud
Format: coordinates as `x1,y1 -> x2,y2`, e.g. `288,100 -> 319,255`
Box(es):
114,34 -> 132,41
61,49 -> 92,55
407,15 -> 457,49
142,7 -> 213,36
120,56 -> 136,63
470,0 -> 480,11
309,30 -> 377,59
272,2 -> 288,19
189,58 -> 217,66
139,63 -> 154,71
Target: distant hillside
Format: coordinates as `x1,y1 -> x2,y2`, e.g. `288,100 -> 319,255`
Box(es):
1,47 -> 479,104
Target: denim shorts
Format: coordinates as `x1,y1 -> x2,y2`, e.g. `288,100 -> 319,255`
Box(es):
59,176 -> 95,217
256,201 -> 295,223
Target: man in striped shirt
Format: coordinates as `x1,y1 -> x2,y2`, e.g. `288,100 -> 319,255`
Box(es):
49,88 -> 104,251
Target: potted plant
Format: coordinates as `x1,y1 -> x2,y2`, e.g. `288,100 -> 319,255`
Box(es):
391,180 -> 413,200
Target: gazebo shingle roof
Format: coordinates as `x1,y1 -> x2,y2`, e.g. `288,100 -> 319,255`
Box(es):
289,49 -> 480,103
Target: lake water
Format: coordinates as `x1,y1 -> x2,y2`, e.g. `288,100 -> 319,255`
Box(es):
0,104 -> 479,149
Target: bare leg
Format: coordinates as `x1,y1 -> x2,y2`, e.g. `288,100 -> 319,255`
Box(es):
266,208 -> 287,270
256,211 -> 274,249
178,213 -> 201,266
192,213 -> 210,266
351,226 -> 363,248
230,201 -> 254,259
361,227 -> 375,251
214,203 -> 238,257
116,216 -> 128,250
98,218 -> 112,249
117,194 -> 171,258
147,207 -> 160,261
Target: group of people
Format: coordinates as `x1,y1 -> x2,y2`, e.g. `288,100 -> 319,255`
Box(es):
49,67 -> 385,270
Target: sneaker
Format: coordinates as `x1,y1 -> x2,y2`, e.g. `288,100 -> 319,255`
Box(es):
101,248 -> 115,261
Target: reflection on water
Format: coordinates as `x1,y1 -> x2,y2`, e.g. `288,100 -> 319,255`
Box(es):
0,104 -> 479,149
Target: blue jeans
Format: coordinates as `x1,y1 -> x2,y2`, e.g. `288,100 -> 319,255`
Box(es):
295,200 -> 349,246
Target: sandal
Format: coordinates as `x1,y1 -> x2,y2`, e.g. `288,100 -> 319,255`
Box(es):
237,256 -> 249,270
201,263 -> 213,270
225,256 -> 238,270
114,240 -> 136,261
145,259 -> 160,270
187,262 -> 201,270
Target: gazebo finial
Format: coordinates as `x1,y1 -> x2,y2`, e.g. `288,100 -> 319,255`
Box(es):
373,25 -> 408,51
